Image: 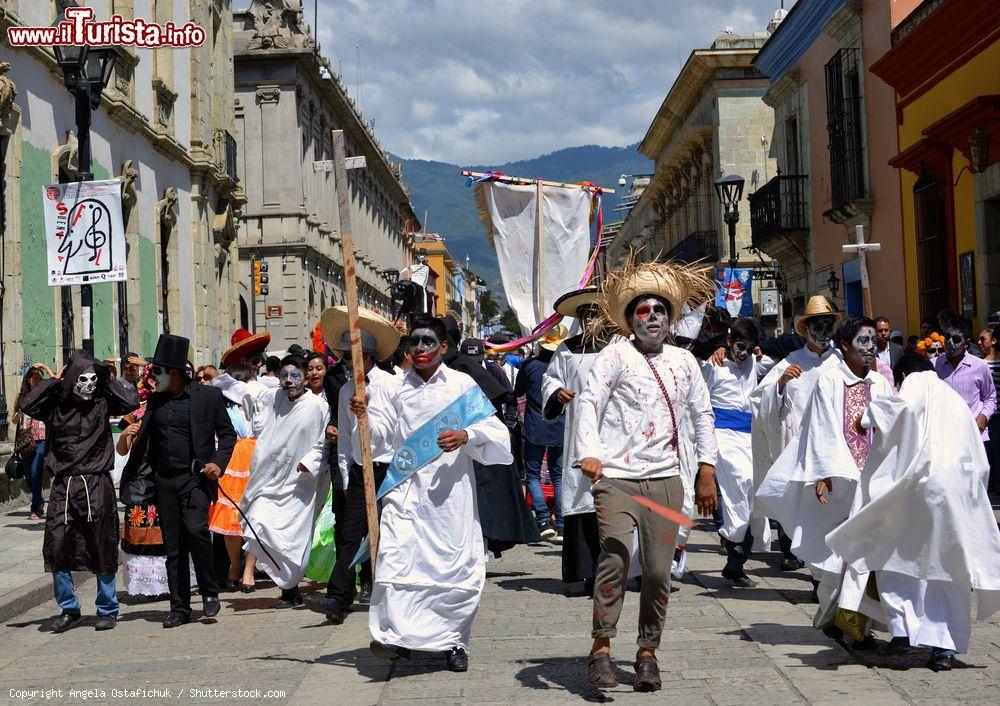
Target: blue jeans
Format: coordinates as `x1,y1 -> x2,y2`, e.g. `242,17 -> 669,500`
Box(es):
52,570 -> 118,616
20,440 -> 46,514
523,442 -> 563,531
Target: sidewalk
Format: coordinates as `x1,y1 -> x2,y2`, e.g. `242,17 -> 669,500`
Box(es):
0,502 -> 73,623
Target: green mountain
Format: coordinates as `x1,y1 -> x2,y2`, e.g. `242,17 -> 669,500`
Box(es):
394,144 -> 652,289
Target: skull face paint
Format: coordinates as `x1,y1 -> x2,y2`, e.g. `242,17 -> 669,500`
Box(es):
844,325 -> 877,371
408,328 -> 444,370
73,368 -> 98,400
149,365 -> 172,392
279,364 -> 306,400
628,297 -> 670,352
806,315 -> 836,350
730,338 -> 754,365
944,327 -> 968,359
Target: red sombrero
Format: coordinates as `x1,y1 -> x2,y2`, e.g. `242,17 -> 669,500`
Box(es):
220,328 -> 271,367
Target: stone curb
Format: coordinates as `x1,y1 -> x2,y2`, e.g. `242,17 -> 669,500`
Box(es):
0,572 -> 94,624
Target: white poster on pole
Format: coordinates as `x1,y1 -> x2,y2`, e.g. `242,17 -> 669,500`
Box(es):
476,182 -> 591,334
42,178 -> 126,286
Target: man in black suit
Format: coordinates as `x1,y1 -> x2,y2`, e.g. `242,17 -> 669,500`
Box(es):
875,316 -> 904,371
120,334 -> 236,628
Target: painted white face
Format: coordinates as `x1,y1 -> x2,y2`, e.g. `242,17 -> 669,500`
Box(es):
944,327 -> 967,359
149,365 -> 172,391
730,337 -> 755,365
628,297 -> 670,351
279,364 -> 306,399
408,328 -> 444,370
73,368 -> 98,400
927,342 -> 944,360
845,325 -> 877,370
806,316 -> 836,350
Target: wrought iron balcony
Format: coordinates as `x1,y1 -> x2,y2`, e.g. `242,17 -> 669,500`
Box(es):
749,173 -> 809,247
665,230 -> 719,264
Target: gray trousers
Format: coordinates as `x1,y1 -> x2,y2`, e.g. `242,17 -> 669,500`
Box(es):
591,475 -> 684,650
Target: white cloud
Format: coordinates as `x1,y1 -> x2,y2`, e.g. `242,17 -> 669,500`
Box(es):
304,0 -> 791,164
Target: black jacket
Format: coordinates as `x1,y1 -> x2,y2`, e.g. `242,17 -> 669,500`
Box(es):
120,382 -> 236,503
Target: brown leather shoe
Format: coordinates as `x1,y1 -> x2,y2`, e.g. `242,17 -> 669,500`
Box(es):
587,651 -> 618,687
633,654 -> 661,692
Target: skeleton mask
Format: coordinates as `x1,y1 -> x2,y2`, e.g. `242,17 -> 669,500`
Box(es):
806,316 -> 836,350
926,342 -> 944,361
149,365 -> 172,392
628,296 -> 670,352
944,327 -> 967,359
408,328 -> 444,370
279,364 -> 306,400
844,326 -> 877,371
730,338 -> 754,365
73,368 -> 98,400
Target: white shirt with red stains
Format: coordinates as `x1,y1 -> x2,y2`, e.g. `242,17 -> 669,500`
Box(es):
575,339 -> 717,480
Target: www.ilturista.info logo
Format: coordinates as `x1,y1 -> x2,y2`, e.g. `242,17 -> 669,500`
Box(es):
7,7 -> 206,49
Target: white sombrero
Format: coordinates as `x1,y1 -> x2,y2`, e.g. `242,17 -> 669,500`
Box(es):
554,286 -> 600,318
320,306 -> 401,363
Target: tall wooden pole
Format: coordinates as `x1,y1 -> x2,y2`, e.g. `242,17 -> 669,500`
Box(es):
332,129 -> 380,567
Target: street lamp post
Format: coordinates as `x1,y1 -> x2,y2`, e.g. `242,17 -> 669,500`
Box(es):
714,174 -> 745,270
52,41 -> 117,358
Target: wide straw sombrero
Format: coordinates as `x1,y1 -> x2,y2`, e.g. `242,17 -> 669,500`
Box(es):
321,306 -> 401,363
793,295 -> 845,337
220,328 -> 271,367
554,286 -> 600,318
602,260 -> 715,335
539,324 -> 569,351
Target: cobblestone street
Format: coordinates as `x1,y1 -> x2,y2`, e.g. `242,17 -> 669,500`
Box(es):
2,520 -> 999,705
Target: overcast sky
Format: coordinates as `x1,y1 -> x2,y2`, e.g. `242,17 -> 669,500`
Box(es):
305,0 -> 791,165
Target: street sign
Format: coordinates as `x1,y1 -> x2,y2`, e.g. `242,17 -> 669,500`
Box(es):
265,305 -> 283,318
42,179 -> 127,286
760,288 -> 779,316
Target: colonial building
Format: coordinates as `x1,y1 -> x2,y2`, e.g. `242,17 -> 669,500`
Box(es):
233,0 -> 420,351
751,0 -> 915,330
608,31 -> 778,321
0,0 -> 244,438
871,0 -> 1000,331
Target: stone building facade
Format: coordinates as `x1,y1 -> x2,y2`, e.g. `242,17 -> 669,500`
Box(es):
233,0 -> 420,351
0,0 -> 244,437
608,32 -> 778,320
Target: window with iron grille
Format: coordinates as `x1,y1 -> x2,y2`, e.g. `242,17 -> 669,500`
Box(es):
914,180 -> 953,319
825,48 -> 867,209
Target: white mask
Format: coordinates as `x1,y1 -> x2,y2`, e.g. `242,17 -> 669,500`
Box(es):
149,365 -> 172,391
74,368 -> 98,400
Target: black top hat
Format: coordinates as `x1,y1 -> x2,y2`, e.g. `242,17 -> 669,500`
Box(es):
148,334 -> 191,370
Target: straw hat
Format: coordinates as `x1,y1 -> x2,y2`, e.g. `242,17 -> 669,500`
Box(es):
220,328 -> 271,367
602,260 -> 715,334
554,286 -> 600,318
321,306 -> 401,363
793,295 -> 845,337
539,324 -> 569,351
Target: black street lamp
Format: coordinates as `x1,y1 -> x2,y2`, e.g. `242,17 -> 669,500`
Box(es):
53,42 -> 118,357
714,174 -> 745,270
827,268 -> 841,300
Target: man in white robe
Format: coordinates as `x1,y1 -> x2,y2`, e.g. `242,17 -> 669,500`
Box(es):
240,354 -> 328,608
357,315 -> 513,672
701,318 -> 771,587
750,295 -> 843,571
827,357 -> 1000,671
756,316 -> 893,645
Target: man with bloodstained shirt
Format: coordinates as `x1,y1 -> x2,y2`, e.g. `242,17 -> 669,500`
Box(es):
756,316 -> 893,649
574,262 -> 718,692
749,295 -> 844,573
355,315 -> 513,673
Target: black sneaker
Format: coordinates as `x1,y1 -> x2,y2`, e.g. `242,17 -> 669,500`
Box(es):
446,647 -> 469,672
276,593 -> 304,609
927,651 -> 955,672
326,602 -> 349,625
781,558 -> 806,571
162,611 -> 190,629
51,612 -> 82,633
539,522 -> 557,540
358,582 -> 372,605
721,568 -> 757,588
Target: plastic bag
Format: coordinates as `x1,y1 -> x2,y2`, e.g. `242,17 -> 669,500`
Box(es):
304,488 -> 336,583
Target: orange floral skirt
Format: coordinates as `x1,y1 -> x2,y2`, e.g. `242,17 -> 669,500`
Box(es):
208,437 -> 256,536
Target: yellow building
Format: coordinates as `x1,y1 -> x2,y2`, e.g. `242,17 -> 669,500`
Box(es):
872,0 -> 1000,332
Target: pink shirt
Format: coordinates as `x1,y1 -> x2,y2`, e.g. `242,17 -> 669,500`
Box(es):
934,353 -> 997,441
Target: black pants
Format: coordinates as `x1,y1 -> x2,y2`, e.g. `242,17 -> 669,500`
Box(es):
154,471 -> 220,616
326,462 -> 388,610
723,530 -> 755,574
777,523 -> 798,562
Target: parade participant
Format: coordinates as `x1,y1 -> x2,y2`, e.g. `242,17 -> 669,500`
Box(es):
515,325 -> 569,540
934,318 -> 996,451
575,261 -> 718,692
750,295 -> 843,571
356,315 -> 513,672
120,335 -> 236,627
19,351 -> 140,633
322,307 -> 400,624
220,328 -> 276,388
701,318 -> 771,588
756,316 -> 892,641
540,287 -> 610,594
827,355 -> 1000,671
240,354 -> 329,608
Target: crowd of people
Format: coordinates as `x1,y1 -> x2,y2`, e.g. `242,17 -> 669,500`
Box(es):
9,257 -> 1000,691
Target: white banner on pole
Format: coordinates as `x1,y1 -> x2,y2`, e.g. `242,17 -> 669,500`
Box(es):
42,178 -> 126,286
478,182 -> 591,335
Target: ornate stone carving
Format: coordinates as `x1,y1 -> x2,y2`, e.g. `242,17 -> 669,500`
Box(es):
157,187 -> 178,228
120,160 -> 139,205
152,78 -> 177,132
256,85 -> 280,104
247,0 -> 313,50
52,130 -> 79,178
0,63 -> 17,128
